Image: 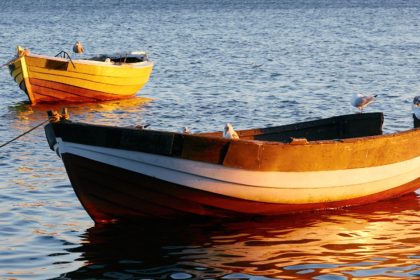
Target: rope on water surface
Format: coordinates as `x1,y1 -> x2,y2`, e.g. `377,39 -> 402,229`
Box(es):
0,119 -> 48,149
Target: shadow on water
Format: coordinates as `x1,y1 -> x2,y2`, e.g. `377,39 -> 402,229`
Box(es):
54,193 -> 420,279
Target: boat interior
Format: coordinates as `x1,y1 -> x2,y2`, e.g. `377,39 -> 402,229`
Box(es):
200,112 -> 384,143
88,52 -> 149,63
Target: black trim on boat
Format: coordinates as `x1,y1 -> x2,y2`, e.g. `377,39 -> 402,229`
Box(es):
414,114 -> 420,128
45,113 -> 384,158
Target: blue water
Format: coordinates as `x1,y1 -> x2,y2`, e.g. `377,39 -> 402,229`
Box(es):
0,0 -> 419,279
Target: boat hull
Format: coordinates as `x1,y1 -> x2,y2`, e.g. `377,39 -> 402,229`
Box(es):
61,152 -> 420,223
8,53 -> 153,104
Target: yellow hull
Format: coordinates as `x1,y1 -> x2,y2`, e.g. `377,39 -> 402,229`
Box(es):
8,49 -> 153,104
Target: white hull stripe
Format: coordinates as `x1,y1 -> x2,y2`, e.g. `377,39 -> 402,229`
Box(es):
57,139 -> 420,204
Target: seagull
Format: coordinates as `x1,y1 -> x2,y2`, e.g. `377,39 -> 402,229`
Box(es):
223,123 -> 239,140
413,96 -> 420,119
134,123 -> 150,129
73,41 -> 84,54
181,127 -> 192,134
351,93 -> 377,113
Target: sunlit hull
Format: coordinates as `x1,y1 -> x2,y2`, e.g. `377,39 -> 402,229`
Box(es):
44,113 -> 420,223
8,50 -> 153,104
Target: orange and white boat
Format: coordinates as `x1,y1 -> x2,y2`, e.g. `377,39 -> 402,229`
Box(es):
6,46 -> 153,104
44,112 -> 420,223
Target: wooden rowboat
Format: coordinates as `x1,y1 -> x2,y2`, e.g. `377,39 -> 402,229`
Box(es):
6,46 -> 153,104
44,112 -> 420,223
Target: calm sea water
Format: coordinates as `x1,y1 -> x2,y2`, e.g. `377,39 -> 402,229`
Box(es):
0,0 -> 419,279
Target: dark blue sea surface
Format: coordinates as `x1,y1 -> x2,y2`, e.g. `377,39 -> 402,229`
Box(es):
0,0 -> 419,279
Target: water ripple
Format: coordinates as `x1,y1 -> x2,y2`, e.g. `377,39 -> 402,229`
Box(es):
1,0 -> 420,279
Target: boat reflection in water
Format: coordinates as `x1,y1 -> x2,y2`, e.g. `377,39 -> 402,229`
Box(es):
8,97 -> 152,125
59,193 -> 420,279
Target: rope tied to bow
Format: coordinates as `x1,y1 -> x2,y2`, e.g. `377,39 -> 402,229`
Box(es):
0,108 -> 69,149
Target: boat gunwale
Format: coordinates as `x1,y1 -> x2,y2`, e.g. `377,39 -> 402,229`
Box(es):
45,114 -> 420,148
45,112 -> 420,172
25,53 -> 154,68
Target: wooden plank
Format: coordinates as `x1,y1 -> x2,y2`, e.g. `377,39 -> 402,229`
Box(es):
54,122 -> 176,156
61,153 -> 420,222
30,78 -> 124,102
26,54 -> 153,78
181,135 -> 231,164
28,71 -> 142,95
223,129 -> 420,171
199,113 -> 384,142
51,115 -> 418,171
30,65 -> 150,86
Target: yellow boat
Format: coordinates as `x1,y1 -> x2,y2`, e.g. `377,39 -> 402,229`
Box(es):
6,46 -> 154,104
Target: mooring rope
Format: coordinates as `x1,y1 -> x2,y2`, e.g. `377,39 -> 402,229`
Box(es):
1,57 -> 19,68
0,119 -> 49,149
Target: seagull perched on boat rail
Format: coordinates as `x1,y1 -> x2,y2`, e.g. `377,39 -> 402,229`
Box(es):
413,96 -> 420,119
181,127 -> 192,134
351,93 -> 377,113
73,41 -> 84,54
223,123 -> 240,140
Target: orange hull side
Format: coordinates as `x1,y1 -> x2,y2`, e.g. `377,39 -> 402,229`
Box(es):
29,78 -> 135,103
62,153 -> 420,223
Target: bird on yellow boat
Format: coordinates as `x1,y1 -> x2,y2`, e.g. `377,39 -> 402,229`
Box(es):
73,41 -> 84,54
413,96 -> 420,119
223,123 -> 239,140
351,93 -> 377,113
17,46 -> 30,57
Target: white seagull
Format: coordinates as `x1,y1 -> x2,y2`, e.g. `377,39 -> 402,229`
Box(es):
181,127 -> 192,134
413,96 -> 420,119
223,123 -> 239,140
351,93 -> 377,113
